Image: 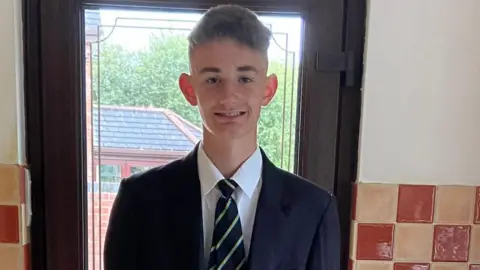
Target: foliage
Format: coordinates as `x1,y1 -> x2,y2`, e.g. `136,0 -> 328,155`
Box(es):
91,33 -> 299,171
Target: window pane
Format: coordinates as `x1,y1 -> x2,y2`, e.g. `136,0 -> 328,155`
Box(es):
96,164 -> 121,183
84,8 -> 302,270
130,165 -> 153,175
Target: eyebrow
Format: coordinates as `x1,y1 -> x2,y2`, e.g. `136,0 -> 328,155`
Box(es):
199,65 -> 258,74
237,65 -> 258,73
199,67 -> 221,74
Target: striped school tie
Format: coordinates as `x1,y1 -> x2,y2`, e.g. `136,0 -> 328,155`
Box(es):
207,179 -> 247,270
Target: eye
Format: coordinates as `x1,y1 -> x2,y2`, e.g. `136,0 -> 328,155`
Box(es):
206,77 -> 219,84
239,77 -> 253,83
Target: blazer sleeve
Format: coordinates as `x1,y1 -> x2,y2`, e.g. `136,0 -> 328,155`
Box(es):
306,194 -> 341,270
104,179 -> 139,270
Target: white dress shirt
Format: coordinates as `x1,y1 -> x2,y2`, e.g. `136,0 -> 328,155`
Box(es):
197,143 -> 263,263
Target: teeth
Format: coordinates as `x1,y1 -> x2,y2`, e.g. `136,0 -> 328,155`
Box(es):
219,112 -> 241,116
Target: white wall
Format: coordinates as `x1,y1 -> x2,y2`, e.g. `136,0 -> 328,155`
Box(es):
0,0 -> 25,165
358,0 -> 480,185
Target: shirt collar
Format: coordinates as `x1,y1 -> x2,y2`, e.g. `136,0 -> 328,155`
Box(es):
197,143 -> 262,198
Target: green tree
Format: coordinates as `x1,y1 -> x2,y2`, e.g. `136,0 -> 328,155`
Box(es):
91,33 -> 299,171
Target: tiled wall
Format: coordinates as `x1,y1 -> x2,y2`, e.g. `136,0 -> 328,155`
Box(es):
0,164 -> 29,270
350,183 -> 480,270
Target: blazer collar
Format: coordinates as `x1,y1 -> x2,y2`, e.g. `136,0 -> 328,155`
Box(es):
247,148 -> 290,269
181,144 -> 290,269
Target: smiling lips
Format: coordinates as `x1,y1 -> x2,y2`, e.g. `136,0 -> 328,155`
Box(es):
213,111 -> 246,120
215,111 -> 245,116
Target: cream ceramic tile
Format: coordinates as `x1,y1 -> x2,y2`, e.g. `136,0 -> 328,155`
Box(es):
0,164 -> 20,204
356,260 -> 393,270
350,221 -> 357,260
394,223 -> 433,261
356,183 -> 398,223
470,225 -> 480,263
435,186 -> 475,224
0,244 -> 21,270
20,204 -> 29,245
431,263 -> 468,270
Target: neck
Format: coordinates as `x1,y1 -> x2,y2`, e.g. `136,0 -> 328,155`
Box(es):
201,129 -> 257,179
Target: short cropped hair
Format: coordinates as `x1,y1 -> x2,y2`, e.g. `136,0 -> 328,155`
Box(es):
188,4 -> 272,56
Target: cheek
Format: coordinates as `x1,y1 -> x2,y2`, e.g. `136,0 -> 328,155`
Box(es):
249,99 -> 264,114
196,94 -> 219,112
248,88 -> 266,105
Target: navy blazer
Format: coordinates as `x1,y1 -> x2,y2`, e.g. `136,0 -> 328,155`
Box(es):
104,145 -> 341,270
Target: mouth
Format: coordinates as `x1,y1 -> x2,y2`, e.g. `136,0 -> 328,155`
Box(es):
213,111 -> 247,122
214,111 -> 246,117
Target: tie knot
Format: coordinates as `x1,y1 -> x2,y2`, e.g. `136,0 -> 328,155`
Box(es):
217,179 -> 238,198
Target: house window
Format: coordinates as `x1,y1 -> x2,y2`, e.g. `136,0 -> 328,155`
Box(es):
96,164 -> 122,183
129,165 -> 153,175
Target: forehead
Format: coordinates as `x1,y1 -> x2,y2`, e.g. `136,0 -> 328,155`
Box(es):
189,39 -> 268,73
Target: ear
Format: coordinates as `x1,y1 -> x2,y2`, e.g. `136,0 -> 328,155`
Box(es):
262,74 -> 278,106
179,73 -> 197,106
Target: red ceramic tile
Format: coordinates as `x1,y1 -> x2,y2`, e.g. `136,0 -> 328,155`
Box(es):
356,223 -> 394,260
397,185 -> 435,223
471,265 -> 480,270
0,205 -> 19,243
475,187 -> 480,224
24,244 -> 30,270
433,225 -> 471,262
394,263 -> 430,270
352,184 -> 358,220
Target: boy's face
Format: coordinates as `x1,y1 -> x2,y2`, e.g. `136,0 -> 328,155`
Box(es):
179,38 -> 278,140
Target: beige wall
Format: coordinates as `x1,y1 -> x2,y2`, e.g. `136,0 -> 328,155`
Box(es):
358,0 -> 480,186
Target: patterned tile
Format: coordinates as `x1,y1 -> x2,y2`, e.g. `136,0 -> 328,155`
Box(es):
397,185 -> 435,223
357,223 -> 395,260
432,225 -> 470,262
0,205 -> 19,243
351,183 -> 478,269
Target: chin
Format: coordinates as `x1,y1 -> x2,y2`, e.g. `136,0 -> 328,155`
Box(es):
203,117 -> 256,139
211,126 -> 256,141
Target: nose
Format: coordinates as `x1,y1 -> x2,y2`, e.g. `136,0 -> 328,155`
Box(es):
219,81 -> 239,105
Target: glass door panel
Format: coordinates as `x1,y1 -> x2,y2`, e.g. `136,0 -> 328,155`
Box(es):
84,8 -> 303,270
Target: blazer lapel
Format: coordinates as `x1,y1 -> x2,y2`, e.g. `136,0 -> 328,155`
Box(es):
173,144 -> 205,269
247,150 -> 290,270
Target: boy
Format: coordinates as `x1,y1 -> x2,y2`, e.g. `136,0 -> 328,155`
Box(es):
104,4 -> 340,270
